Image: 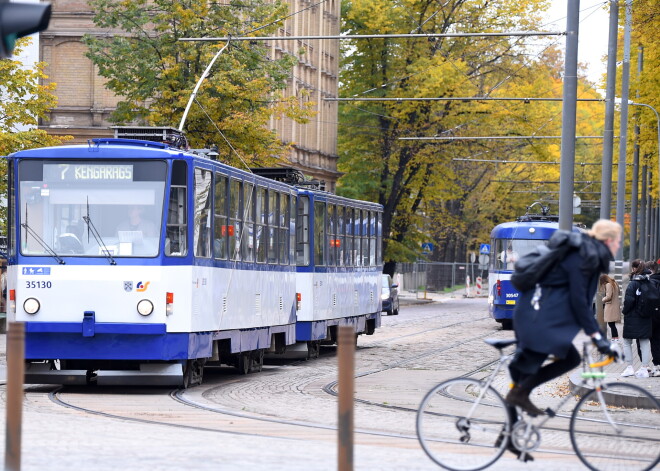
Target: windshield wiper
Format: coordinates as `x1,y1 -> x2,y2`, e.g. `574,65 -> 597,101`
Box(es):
20,223 -> 65,264
83,215 -> 116,265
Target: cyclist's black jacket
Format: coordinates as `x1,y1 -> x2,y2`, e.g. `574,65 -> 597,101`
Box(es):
513,233 -> 611,358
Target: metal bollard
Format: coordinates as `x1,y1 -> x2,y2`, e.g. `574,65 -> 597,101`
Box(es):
5,321 -> 25,471
337,326 -> 355,471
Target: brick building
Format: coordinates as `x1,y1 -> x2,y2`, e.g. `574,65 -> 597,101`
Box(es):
39,0 -> 341,190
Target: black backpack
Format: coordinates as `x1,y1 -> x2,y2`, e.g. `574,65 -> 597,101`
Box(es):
510,230 -> 582,292
640,278 -> 660,320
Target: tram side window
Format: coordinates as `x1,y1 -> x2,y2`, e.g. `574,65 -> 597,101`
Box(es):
229,179 -> 241,261
214,173 -> 228,260
337,206 -> 345,266
327,204 -> 336,266
166,160 -> 187,257
194,168 -> 212,258
296,196 -> 310,266
376,212 -> 382,266
289,194 -> 296,265
369,211 -> 376,267
363,210 -> 370,266
268,190 -> 278,264
345,207 -> 354,266
314,201 -> 325,266
354,210 -> 362,266
278,193 -> 289,264
242,182 -> 255,262
255,187 -> 267,263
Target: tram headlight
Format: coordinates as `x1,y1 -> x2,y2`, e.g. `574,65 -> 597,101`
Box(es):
23,297 -> 41,315
137,299 -> 154,316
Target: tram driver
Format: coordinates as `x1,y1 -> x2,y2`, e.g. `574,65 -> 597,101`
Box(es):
499,243 -> 519,270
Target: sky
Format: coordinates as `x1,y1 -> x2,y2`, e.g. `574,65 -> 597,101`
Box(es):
543,1 -> 611,88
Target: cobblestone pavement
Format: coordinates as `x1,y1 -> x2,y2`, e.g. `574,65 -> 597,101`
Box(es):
0,293 -> 657,470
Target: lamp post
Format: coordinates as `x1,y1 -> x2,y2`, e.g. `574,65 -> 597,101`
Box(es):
629,102 -> 660,159
625,100 -> 660,259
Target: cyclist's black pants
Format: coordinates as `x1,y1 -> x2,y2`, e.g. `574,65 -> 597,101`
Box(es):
508,345 -> 581,391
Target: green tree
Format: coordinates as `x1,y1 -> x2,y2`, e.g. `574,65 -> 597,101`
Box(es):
338,0 -> 605,268
84,0 -> 315,167
0,38 -> 72,226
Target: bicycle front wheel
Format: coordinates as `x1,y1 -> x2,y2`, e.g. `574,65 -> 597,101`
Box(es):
569,382 -> 660,471
416,378 -> 510,471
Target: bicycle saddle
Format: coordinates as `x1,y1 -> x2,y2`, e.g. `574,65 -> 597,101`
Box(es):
484,338 -> 517,350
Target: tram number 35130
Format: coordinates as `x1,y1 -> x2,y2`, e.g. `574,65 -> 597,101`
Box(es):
25,281 -> 52,289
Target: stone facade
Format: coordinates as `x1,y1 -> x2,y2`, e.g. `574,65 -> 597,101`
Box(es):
39,0 -> 341,191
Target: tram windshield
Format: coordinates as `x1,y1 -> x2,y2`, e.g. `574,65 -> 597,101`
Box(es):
18,160 -> 167,258
492,238 -> 544,271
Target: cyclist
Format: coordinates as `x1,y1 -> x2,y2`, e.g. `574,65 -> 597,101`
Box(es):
506,219 -> 622,416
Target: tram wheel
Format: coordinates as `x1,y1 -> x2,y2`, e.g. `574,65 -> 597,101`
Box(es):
251,349 -> 264,372
307,341 -> 320,360
237,352 -> 251,375
500,319 -> 513,330
182,358 -> 205,388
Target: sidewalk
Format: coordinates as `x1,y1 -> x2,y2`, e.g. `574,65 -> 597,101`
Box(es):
397,287 -> 474,306
396,290 -> 660,406
569,345 -> 660,407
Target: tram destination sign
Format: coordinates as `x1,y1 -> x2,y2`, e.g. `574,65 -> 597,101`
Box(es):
44,164 -> 134,182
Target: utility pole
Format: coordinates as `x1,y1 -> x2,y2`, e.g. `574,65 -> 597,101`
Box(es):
558,0 -> 580,231
614,0 -> 632,293
600,0 -> 618,220
630,46 -> 643,260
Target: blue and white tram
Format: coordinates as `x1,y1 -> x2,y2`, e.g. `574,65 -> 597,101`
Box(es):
294,189 -> 382,357
5,138 -> 382,386
488,213 -> 560,329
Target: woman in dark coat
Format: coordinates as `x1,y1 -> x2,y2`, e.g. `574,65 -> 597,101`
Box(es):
620,259 -> 653,378
506,220 -> 622,416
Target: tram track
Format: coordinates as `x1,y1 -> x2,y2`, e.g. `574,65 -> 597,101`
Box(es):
44,385 -> 419,442
38,306 -> 498,444
23,303 -> 602,463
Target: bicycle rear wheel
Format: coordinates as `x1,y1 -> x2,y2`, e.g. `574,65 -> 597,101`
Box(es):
416,378 -> 510,471
569,382 -> 660,471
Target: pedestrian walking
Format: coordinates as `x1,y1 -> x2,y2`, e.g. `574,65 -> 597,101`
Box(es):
599,274 -> 621,342
646,260 -> 660,376
620,259 -> 654,378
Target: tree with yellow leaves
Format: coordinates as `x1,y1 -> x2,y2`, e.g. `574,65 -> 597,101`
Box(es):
338,0 -> 606,269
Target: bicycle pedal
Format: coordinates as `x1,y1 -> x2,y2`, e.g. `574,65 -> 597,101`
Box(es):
544,408 -> 556,418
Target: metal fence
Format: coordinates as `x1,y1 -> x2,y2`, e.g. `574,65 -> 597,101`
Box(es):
397,262 -> 489,292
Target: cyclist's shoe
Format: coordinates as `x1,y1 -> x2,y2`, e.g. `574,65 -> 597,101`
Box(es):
635,366 -> 649,378
505,386 -> 544,417
495,430 -> 535,462
507,444 -> 534,463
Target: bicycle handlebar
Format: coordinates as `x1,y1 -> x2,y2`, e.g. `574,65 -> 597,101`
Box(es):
588,355 -> 615,369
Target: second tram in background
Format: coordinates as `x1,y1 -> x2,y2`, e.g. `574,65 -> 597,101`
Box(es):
488,204 -> 561,329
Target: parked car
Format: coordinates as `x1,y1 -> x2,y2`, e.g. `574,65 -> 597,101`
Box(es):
381,274 -> 400,316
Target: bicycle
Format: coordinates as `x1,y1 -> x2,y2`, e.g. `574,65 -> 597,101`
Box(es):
416,338 -> 660,471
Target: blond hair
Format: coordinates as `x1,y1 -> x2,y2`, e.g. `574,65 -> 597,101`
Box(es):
587,219 -> 622,241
